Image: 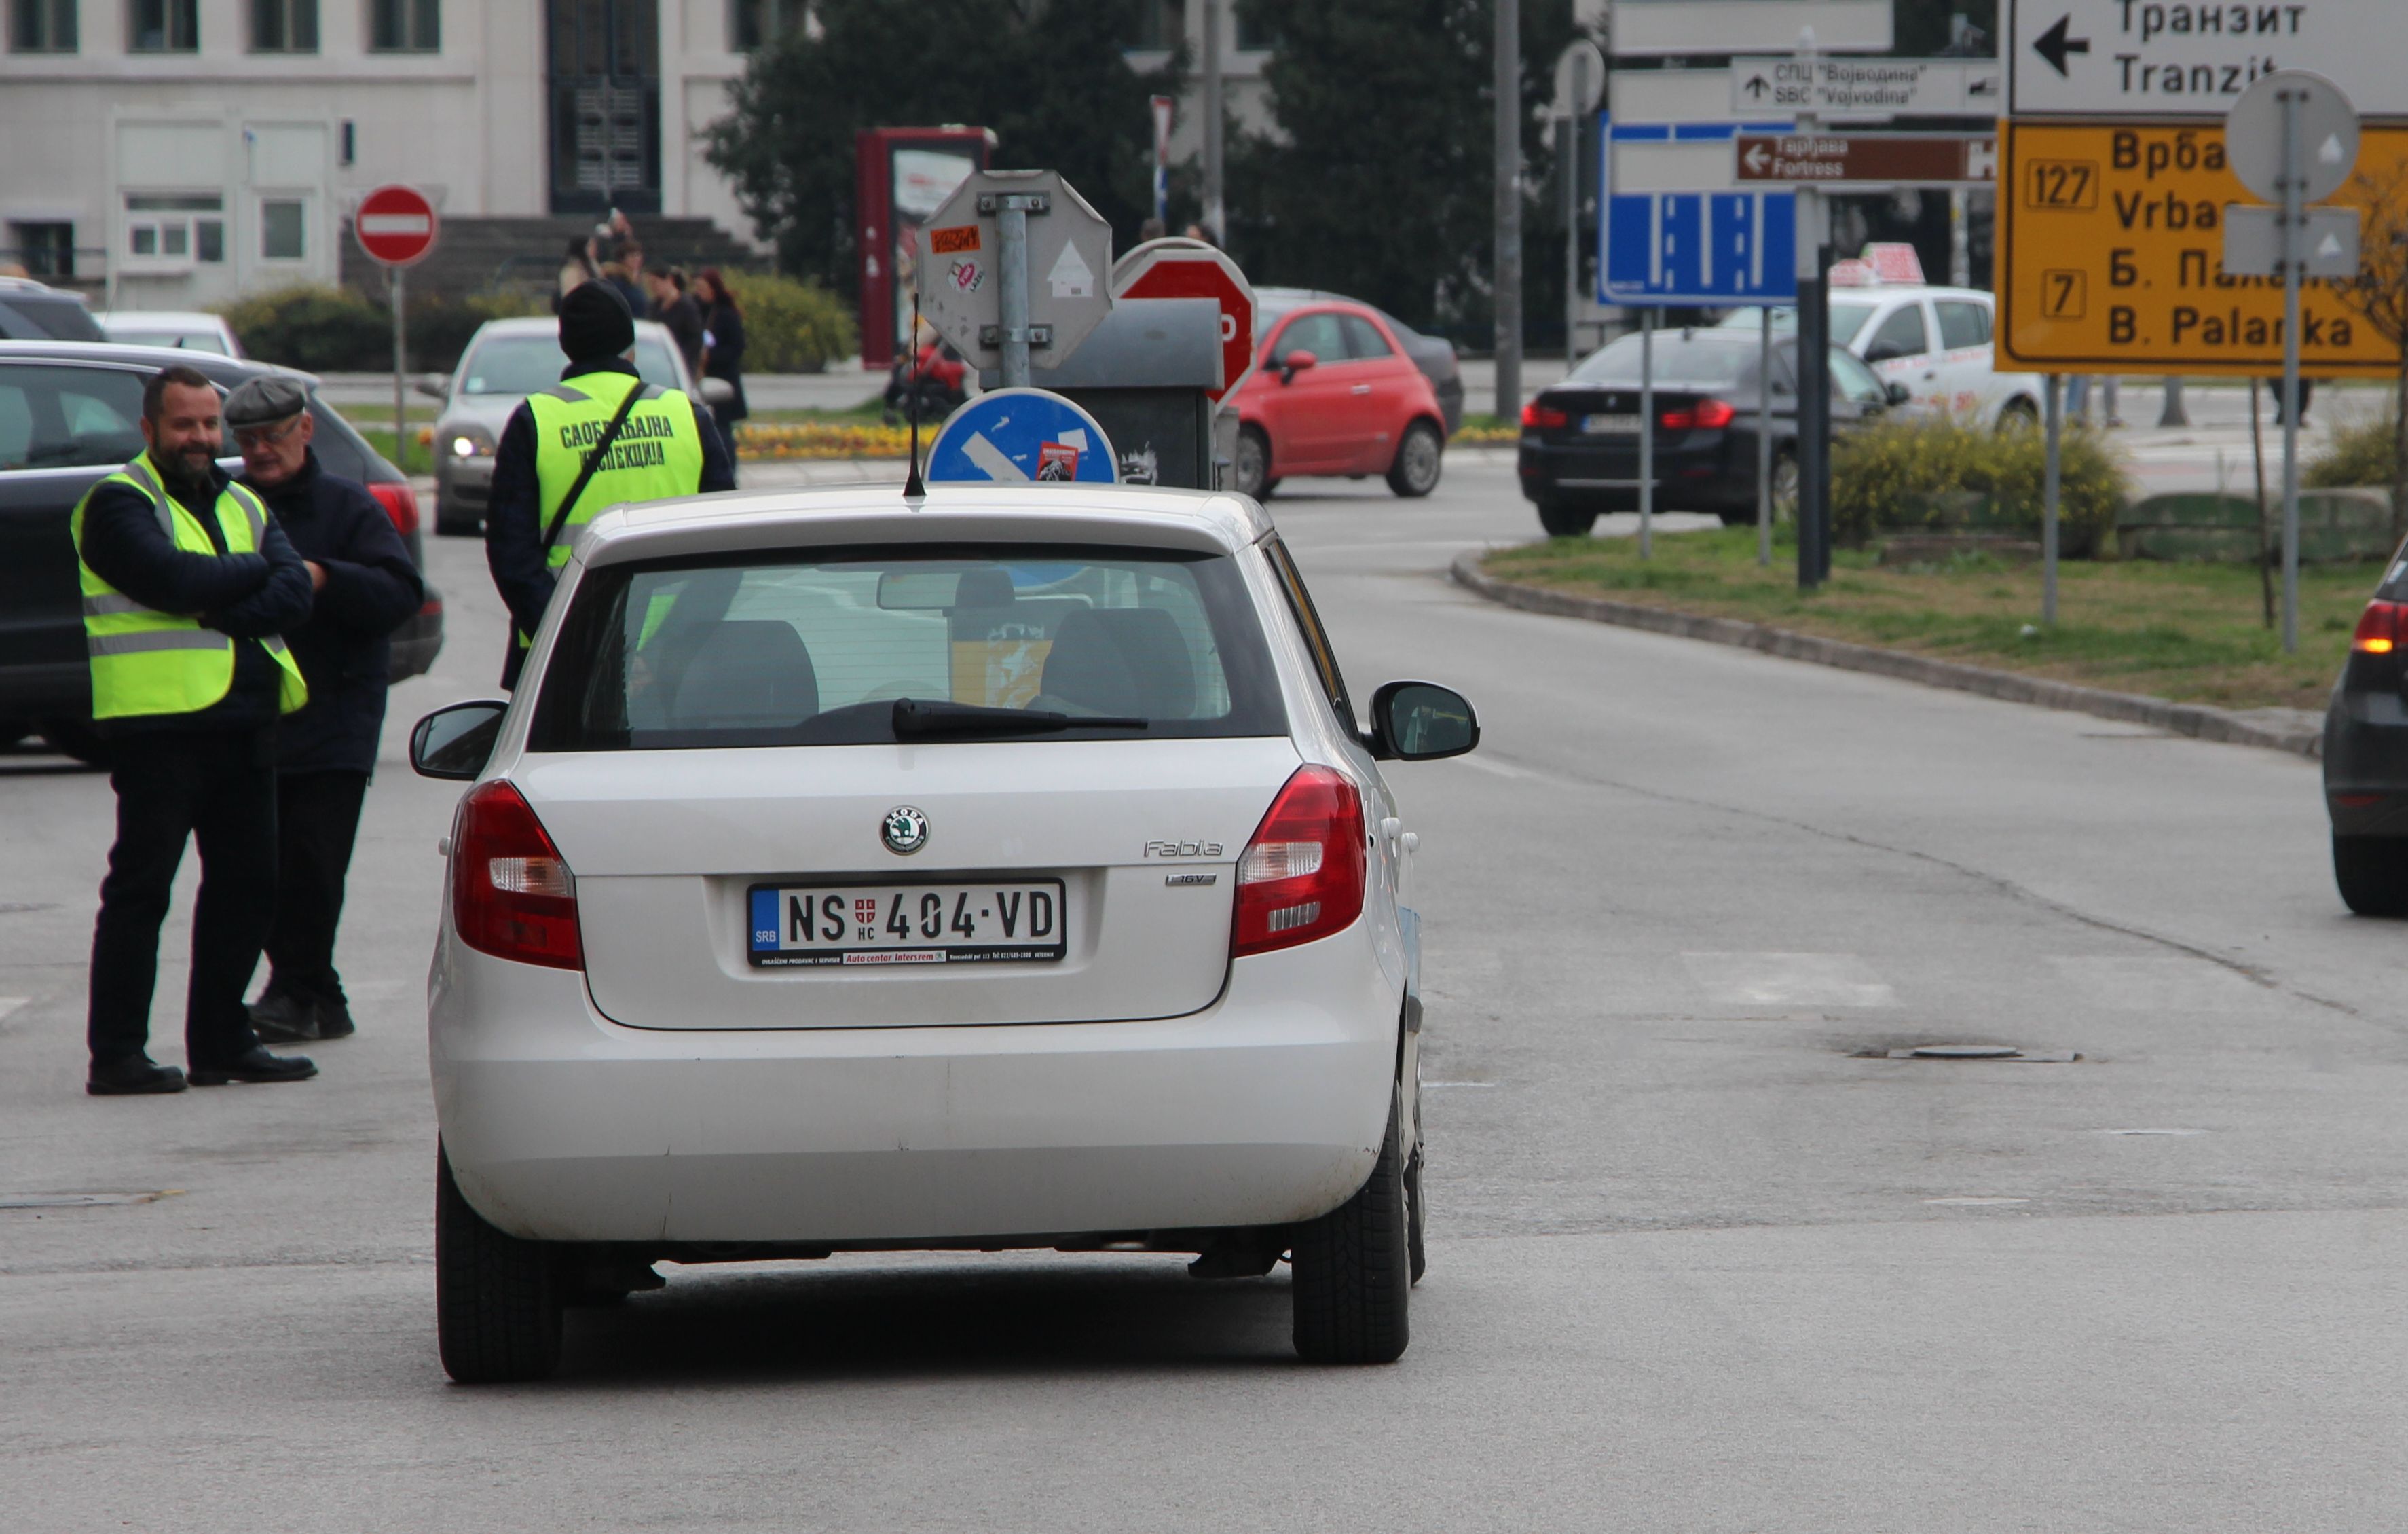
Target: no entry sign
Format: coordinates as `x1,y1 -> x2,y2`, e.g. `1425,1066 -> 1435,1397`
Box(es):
354,185 -> 437,267
1110,239 -> 1259,405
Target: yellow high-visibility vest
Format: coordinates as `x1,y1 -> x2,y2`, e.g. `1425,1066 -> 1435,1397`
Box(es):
519,372 -> 707,651
70,454 -> 308,721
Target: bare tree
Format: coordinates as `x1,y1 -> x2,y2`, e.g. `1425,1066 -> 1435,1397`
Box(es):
2330,159 -> 2408,538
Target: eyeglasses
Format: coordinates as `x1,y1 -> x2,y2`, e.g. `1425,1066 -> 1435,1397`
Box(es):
231,416 -> 306,450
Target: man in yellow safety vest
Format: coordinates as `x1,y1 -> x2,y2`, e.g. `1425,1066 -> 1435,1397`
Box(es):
72,365 -> 320,1094
484,280 -> 733,689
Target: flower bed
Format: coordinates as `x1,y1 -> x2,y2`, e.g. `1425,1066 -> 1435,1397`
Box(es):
737,422 -> 912,460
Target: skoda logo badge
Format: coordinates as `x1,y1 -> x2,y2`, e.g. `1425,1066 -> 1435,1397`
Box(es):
881,805 -> 930,856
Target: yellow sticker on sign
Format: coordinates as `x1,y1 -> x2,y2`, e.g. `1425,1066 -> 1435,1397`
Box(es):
1999,119 -> 2404,377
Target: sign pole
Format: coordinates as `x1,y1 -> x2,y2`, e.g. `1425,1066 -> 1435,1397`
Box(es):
1757,310 -> 1773,566
1562,68 -> 1582,376
2278,83 -> 2303,656
1493,0 -> 1522,421
997,196 -> 1033,389
1639,306 -> 1654,559
2041,371 -> 2062,625
1794,188 -> 1829,589
391,266 -> 407,474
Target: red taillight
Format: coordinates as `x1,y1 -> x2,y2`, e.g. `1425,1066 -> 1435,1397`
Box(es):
2352,600 -> 2403,655
451,782 -> 582,970
369,480 -> 420,538
1660,397 -> 1737,431
1521,401 -> 1568,430
1232,766 -> 1367,958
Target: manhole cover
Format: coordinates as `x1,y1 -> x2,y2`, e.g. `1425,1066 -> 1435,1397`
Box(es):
0,1190 -> 176,1209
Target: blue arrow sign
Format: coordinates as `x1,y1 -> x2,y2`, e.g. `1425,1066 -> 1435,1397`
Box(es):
925,387 -> 1119,485
1599,114 -> 1798,307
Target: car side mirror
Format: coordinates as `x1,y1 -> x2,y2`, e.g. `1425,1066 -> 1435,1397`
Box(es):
1885,381 -> 1912,406
1367,680 -> 1479,762
413,373 -> 450,400
1280,350 -> 1319,383
411,699 -> 508,780
699,376 -> 736,407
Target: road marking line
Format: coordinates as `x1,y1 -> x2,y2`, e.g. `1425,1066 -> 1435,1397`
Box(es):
1682,953 -> 1897,1008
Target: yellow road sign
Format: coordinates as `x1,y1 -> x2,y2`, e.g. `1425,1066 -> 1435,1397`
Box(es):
1998,119 -> 2405,377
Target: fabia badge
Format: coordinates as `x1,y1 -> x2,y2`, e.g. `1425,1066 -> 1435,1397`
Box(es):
881,805 -> 930,856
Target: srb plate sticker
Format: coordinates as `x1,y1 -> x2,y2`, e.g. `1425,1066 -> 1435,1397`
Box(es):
748,881 -> 1065,967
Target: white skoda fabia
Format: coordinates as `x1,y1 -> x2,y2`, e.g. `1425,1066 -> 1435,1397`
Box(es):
411,482 -> 1478,1382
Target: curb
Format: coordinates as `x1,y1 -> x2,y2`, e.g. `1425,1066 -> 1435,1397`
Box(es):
1450,550 -> 2324,760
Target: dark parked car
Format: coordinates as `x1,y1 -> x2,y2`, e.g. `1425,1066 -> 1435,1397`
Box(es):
0,276 -> 106,342
1255,287 -> 1464,437
1517,328 -> 1905,538
2323,545 -> 2408,914
0,340 -> 442,761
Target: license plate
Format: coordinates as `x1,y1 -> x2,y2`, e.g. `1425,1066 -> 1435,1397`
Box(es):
747,880 -> 1065,967
1582,414 -> 1642,434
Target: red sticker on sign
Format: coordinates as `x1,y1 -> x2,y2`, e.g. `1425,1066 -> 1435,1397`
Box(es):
929,225 -> 980,255
1036,443 -> 1080,481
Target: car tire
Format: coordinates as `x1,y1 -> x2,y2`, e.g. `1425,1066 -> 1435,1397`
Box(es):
35,717 -> 108,767
1235,426 -> 1275,500
1997,398 -> 2040,432
1291,1087 -> 1410,1364
0,719 -> 30,748
1405,1134 -> 1427,1287
436,1143 -> 563,1384
2332,835 -> 2408,916
433,503 -> 481,538
1536,500 -> 1597,538
1386,420 -> 1444,498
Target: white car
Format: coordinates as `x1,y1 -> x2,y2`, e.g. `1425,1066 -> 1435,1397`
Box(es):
97,309 -> 244,357
1720,274 -> 2043,430
409,482 -> 1478,1381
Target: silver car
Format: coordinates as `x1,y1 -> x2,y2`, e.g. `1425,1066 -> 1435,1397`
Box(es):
424,316 -> 730,536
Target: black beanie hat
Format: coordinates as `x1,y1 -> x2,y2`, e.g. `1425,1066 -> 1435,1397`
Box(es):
559,280 -> 635,364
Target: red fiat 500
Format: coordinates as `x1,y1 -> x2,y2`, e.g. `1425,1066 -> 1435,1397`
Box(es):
1234,300 -> 1447,501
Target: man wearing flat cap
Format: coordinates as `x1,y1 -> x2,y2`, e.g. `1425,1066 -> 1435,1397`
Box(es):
485,280 -> 733,689
225,375 -> 425,1045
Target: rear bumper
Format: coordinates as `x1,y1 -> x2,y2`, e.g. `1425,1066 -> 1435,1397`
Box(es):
2324,687 -> 2408,836
430,925 -> 1400,1245
1518,433 -> 1754,509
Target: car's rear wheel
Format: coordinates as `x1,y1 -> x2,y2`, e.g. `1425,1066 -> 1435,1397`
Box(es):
1386,420 -> 1444,498
1997,398 -> 2040,432
1235,426 -> 1275,500
1536,499 -> 1597,538
2333,835 -> 2408,916
1405,1139 -> 1427,1285
433,501 -> 481,537
436,1143 -> 563,1384
1291,1088 -> 1410,1364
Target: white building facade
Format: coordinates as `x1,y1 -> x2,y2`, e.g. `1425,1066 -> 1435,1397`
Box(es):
0,0 -> 778,308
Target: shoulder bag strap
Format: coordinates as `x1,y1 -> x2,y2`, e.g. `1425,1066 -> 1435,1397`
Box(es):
540,377 -> 657,553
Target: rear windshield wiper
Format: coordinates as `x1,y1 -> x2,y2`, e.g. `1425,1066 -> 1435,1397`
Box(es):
891,697 -> 1149,739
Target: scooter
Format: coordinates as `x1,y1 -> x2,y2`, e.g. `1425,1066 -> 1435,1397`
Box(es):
883,337 -> 969,425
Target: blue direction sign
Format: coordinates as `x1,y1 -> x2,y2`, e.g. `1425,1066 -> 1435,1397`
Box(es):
1599,115 -> 1798,307
925,387 -> 1119,484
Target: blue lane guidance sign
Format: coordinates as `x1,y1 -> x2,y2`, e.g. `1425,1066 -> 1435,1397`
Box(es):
1599,115 -> 1798,307
925,387 -> 1119,485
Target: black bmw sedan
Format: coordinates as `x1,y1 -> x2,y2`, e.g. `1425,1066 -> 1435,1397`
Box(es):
1518,328 -> 1903,538
2324,545 -> 2408,914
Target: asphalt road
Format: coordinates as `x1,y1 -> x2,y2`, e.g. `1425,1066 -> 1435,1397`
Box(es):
5,457 -> 2403,1531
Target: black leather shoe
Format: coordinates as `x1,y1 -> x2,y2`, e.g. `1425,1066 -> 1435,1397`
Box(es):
189,1046 -> 317,1086
247,989 -> 316,1044
87,1057 -> 189,1095
312,998 -> 356,1040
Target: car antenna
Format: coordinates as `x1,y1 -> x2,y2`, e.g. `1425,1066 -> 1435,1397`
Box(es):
902,293 -> 927,505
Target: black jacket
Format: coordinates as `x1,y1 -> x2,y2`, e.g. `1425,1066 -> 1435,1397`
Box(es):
658,293 -> 706,378
240,450 -> 424,775
76,451 -> 313,734
484,357 -> 736,689
703,302 -> 748,421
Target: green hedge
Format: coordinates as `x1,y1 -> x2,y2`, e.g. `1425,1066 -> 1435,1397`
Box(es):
215,284 -> 547,374
1832,414 -> 2129,557
2306,411 -> 2401,490
722,272 -> 856,372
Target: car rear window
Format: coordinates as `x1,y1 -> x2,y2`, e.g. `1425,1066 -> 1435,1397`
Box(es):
531,545 -> 1286,750
1570,334 -> 1754,387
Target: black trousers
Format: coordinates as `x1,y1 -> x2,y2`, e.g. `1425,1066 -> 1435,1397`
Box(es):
88,729 -> 276,1066
263,770 -> 369,1006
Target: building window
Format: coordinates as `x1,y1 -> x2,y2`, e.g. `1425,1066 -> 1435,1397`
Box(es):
124,194 -> 224,264
728,0 -> 802,50
367,0 -> 437,52
10,0 -> 78,52
9,222 -> 77,277
1234,8 -> 1276,50
251,0 -> 316,50
261,199 -> 305,259
126,0 -> 193,50
1122,0 -> 1176,48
